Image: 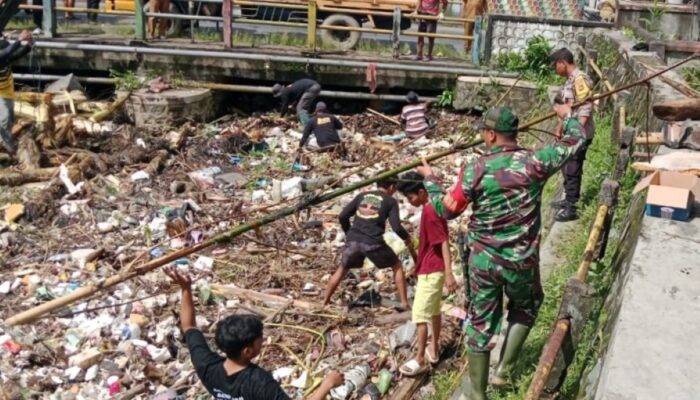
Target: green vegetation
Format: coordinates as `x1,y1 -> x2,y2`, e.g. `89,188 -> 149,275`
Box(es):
430,40 -> 640,400
436,88 -> 455,108
110,69 -> 143,91
493,36 -> 563,83
682,66 -> 700,91
640,0 -> 667,38
5,18 -> 35,31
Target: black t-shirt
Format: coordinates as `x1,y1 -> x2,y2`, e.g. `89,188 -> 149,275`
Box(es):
278,78 -> 318,115
185,329 -> 290,400
300,113 -> 343,148
339,190 -> 410,245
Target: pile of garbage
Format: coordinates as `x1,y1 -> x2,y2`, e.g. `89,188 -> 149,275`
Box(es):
0,83 -> 477,399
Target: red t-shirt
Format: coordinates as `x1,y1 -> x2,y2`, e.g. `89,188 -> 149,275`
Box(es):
416,204 -> 449,275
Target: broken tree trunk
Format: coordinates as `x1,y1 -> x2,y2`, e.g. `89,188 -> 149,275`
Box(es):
91,92 -> 131,122
16,133 -> 41,170
653,98 -> 700,121
0,166 -> 79,186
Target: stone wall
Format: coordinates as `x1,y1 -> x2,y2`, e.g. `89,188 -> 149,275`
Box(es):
453,76 -> 558,117
482,15 -> 612,63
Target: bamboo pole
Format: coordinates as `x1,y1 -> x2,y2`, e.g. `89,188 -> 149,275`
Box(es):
90,92 -> 131,123
4,139 -> 482,326
7,54 -> 697,326
525,319 -> 571,400
522,52 -> 699,132
367,108 -> 401,125
576,204 -> 609,281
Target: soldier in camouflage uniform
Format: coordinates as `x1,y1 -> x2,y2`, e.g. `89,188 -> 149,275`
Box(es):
416,105 -> 586,399
550,47 -> 596,222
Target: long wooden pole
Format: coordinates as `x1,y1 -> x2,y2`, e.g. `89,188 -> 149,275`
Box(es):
7,53 -> 697,326
4,140 -> 482,326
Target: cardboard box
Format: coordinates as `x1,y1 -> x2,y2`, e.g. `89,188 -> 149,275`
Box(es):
633,171 -> 700,221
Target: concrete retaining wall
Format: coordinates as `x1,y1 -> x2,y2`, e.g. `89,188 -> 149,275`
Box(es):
481,15 -> 612,63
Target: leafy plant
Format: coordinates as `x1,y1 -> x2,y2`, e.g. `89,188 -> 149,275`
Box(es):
683,66 -> 700,91
493,35 -> 559,83
436,88 -> 455,108
109,69 -> 143,92
640,0 -> 667,37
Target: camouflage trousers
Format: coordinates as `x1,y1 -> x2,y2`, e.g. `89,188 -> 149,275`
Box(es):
465,254 -> 544,352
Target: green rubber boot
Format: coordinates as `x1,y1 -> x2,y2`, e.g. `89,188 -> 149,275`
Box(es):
467,351 -> 490,400
491,323 -> 531,386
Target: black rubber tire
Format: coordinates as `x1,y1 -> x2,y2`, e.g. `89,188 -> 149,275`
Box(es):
143,2 -> 183,37
320,13 -> 361,50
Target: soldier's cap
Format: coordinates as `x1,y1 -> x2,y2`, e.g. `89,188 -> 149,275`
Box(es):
476,106 -> 519,135
271,83 -> 284,97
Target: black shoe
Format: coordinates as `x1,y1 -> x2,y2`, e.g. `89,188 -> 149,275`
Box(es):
550,199 -> 570,209
554,207 -> 578,222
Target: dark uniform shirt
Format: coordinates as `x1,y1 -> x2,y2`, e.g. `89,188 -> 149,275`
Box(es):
300,113 -> 343,148
185,329 -> 290,400
277,78 -> 318,116
0,40 -> 32,99
339,190 -> 410,245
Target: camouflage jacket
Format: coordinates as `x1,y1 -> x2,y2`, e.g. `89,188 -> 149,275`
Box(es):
425,118 -> 587,270
562,68 -> 595,139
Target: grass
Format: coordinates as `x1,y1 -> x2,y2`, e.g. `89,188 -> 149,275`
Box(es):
5,18 -> 35,31
429,108 -> 639,400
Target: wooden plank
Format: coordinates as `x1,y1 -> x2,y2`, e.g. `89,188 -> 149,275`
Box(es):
652,98 -> 700,121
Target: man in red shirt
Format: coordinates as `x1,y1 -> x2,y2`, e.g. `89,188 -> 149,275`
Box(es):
397,171 -> 457,376
413,0 -> 448,61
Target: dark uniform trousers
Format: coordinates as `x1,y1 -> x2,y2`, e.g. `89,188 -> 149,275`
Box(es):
563,139 -> 592,205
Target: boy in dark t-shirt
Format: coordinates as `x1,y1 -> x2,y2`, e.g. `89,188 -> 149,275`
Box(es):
322,176 -> 417,309
164,267 -> 344,400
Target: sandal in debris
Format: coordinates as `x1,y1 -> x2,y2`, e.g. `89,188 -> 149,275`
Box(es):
399,359 -> 430,377
426,346 -> 439,364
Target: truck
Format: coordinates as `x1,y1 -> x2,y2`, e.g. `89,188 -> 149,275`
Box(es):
105,0 -> 417,49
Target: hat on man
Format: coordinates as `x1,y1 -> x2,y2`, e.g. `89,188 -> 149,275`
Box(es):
271,84 -> 284,97
405,91 -> 419,104
315,102 -> 327,112
476,106 -> 519,135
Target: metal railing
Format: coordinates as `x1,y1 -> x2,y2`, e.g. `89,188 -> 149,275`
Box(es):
19,0 -> 481,63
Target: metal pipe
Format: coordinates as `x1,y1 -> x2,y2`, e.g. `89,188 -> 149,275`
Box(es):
31,41 -> 517,77
525,319 -> 571,400
144,12 -> 223,21
12,73 -> 437,101
233,19 -> 306,28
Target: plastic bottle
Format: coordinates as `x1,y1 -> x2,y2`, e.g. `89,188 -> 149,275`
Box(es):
330,364 -> 371,400
377,369 -> 393,395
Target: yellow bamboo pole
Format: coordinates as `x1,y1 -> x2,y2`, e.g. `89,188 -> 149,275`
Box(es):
576,204 -> 609,282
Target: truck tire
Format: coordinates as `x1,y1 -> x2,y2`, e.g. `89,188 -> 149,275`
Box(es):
320,14 -> 361,50
143,2 -> 183,37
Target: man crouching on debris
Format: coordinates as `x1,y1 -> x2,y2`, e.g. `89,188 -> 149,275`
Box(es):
397,171 -> 457,376
272,78 -> 321,126
299,102 -> 344,153
164,266 -> 345,399
0,30 -> 33,155
323,176 -> 418,310
416,105 -> 586,399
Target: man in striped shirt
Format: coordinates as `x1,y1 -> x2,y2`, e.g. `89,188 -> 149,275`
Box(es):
0,30 -> 33,155
400,91 -> 432,137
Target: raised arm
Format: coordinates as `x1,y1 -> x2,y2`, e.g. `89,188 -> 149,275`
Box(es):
418,159 -> 473,220
529,104 -> 587,181
163,266 -> 196,332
